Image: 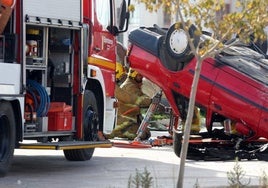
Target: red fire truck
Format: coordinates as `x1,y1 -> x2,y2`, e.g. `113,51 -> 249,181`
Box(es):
0,0 -> 130,176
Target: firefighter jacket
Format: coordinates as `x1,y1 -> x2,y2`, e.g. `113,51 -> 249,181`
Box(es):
118,78 -> 152,108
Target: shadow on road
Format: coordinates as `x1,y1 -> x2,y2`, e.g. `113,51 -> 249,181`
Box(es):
0,147 -> 264,188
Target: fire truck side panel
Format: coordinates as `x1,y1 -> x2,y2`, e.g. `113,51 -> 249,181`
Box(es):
84,0 -> 117,133
0,63 -> 21,95
86,64 -> 116,134
23,0 -> 82,24
89,0 -> 116,97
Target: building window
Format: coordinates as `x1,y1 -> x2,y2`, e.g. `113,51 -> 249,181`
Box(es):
163,11 -> 171,27
216,3 -> 230,20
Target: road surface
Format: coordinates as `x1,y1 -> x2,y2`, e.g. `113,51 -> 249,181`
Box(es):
0,142 -> 267,188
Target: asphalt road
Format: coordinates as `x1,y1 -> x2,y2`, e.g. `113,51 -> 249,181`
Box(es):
1,141 -> 268,188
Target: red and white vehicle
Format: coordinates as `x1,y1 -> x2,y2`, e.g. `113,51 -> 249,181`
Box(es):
127,24 -> 268,160
0,0 -> 130,176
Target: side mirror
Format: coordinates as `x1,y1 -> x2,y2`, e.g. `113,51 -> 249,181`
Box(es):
108,0 -> 130,36
118,0 -> 127,30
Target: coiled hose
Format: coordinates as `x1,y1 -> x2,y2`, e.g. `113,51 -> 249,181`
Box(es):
26,79 -> 50,117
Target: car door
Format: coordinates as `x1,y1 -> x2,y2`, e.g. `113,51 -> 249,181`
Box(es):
210,59 -> 263,133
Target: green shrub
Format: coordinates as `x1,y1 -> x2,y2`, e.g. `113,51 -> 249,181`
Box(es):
259,170 -> 268,188
227,159 -> 251,187
128,168 -> 153,188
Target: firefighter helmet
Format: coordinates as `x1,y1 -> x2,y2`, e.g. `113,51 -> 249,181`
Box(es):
128,68 -> 139,79
1,0 -> 14,7
116,62 -> 125,81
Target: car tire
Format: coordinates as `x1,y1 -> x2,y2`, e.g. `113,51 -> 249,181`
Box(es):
166,23 -> 199,61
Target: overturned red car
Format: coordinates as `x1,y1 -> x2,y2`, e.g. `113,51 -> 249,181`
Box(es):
127,24 -> 268,160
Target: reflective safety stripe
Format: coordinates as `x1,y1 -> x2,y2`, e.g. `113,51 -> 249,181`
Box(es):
88,56 -> 115,71
18,141 -> 112,150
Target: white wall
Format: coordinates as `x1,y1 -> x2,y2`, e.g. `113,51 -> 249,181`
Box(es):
121,2 -> 165,46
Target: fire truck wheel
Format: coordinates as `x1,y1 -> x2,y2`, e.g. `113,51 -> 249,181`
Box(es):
0,102 -> 15,177
166,22 -> 199,61
173,131 -> 182,158
64,90 -> 99,161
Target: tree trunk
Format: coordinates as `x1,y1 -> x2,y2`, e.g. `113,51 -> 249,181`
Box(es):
177,57 -> 203,188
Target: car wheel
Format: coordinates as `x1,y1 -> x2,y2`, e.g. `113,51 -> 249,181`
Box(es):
166,23 -> 199,61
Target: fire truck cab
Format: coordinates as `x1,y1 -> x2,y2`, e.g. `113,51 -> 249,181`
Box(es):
0,0 -> 130,176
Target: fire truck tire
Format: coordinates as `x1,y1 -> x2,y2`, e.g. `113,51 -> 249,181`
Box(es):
173,131 -> 182,158
64,90 -> 99,161
0,101 -> 15,177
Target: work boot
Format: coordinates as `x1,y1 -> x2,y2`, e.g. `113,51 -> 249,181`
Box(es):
139,127 -> 151,140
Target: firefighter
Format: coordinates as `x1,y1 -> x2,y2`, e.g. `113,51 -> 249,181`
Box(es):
115,42 -> 128,85
190,106 -> 201,134
106,68 -> 152,140
180,106 -> 201,134
115,62 -> 127,86
120,69 -> 152,108
1,0 -> 14,7
0,0 -> 14,34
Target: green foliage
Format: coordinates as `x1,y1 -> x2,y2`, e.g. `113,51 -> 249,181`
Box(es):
259,170 -> 268,188
135,0 -> 268,59
193,178 -> 200,188
125,166 -> 268,187
128,168 -> 154,188
227,160 -> 251,187
140,108 -> 170,121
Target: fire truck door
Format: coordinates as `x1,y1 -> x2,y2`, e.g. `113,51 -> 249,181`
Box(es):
89,0 -> 116,97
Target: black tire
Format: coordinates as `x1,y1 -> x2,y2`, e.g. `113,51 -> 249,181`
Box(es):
0,102 -> 15,177
173,131 -> 182,158
166,23 -> 199,61
64,90 -> 99,161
